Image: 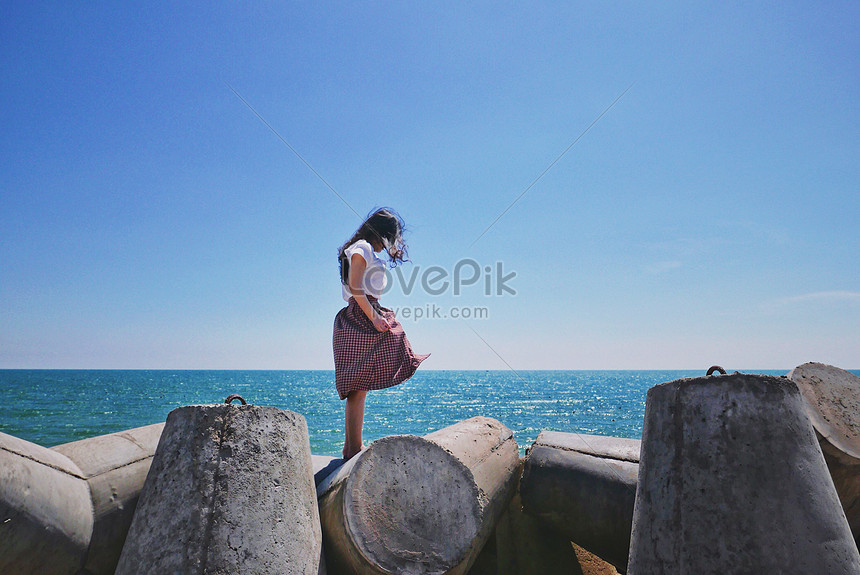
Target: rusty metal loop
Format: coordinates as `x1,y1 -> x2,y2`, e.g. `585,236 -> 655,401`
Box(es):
224,394 -> 247,405
706,365 -> 727,376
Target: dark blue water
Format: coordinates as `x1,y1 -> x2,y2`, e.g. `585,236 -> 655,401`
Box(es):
0,369 -> 799,455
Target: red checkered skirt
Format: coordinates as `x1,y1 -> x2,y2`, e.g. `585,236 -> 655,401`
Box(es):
333,296 -> 430,400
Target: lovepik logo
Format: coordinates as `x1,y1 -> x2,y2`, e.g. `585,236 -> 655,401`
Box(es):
365,259 -> 517,297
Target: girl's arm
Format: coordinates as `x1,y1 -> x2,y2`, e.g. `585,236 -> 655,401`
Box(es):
349,253 -> 390,332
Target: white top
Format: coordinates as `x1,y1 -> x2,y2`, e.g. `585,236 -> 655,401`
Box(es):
341,239 -> 388,301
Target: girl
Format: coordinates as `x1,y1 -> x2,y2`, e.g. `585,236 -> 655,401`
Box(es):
333,207 -> 430,460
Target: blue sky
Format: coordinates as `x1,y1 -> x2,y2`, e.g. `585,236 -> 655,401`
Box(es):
1,2 -> 857,369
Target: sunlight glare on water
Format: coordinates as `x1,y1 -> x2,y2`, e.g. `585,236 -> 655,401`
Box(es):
0,369 -> 799,455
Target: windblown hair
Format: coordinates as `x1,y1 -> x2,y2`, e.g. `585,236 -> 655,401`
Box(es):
338,207 -> 408,284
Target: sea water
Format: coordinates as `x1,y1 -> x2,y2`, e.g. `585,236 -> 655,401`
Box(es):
0,369 -> 809,455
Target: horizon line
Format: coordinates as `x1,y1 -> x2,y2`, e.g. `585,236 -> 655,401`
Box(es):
3,367 -> 849,372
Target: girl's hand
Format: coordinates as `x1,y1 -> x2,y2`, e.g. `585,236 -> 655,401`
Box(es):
372,315 -> 391,332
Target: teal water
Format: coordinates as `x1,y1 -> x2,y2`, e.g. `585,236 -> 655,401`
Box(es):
0,369 -> 810,455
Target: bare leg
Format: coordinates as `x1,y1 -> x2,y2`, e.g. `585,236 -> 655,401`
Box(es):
343,390 -> 367,460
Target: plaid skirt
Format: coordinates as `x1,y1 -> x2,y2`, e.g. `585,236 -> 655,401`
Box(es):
333,296 -> 430,400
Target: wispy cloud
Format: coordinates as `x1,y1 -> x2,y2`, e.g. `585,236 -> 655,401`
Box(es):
770,291 -> 860,307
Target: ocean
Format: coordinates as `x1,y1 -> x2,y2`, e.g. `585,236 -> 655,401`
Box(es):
0,369 -> 813,455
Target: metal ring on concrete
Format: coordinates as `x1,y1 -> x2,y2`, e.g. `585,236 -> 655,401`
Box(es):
706,366 -> 727,376
224,394 -> 247,405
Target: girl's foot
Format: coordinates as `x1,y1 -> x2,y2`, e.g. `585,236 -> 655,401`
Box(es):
342,443 -> 366,460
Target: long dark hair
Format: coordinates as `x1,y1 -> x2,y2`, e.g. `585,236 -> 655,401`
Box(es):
338,207 -> 408,284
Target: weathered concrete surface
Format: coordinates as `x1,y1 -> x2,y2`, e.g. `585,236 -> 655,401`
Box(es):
496,462 -> 581,575
789,362 -> 860,544
313,454 -> 342,487
466,520 -> 500,575
520,432 -> 638,572
52,422 -> 164,575
115,404 -> 322,575
628,373 -> 860,574
533,431 -> 641,462
0,431 -> 93,575
318,416 -> 519,575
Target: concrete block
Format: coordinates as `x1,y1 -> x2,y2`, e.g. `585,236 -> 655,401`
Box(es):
53,423 -> 164,477
520,432 -> 638,572
466,523 -> 500,575
0,431 -> 93,575
789,362 -> 860,544
52,423 -> 164,575
312,454 -> 342,487
317,416 -> 519,575
496,463 -> 581,575
628,372 -> 860,574
115,404 -> 322,575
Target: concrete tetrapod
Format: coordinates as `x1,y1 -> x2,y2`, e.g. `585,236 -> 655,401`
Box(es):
520,431 -> 639,572
495,462 -> 582,575
0,432 -> 94,575
789,362 -> 860,545
317,416 -> 520,575
628,372 -> 860,574
0,423 -> 164,575
52,423 -> 165,574
115,404 -> 322,575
